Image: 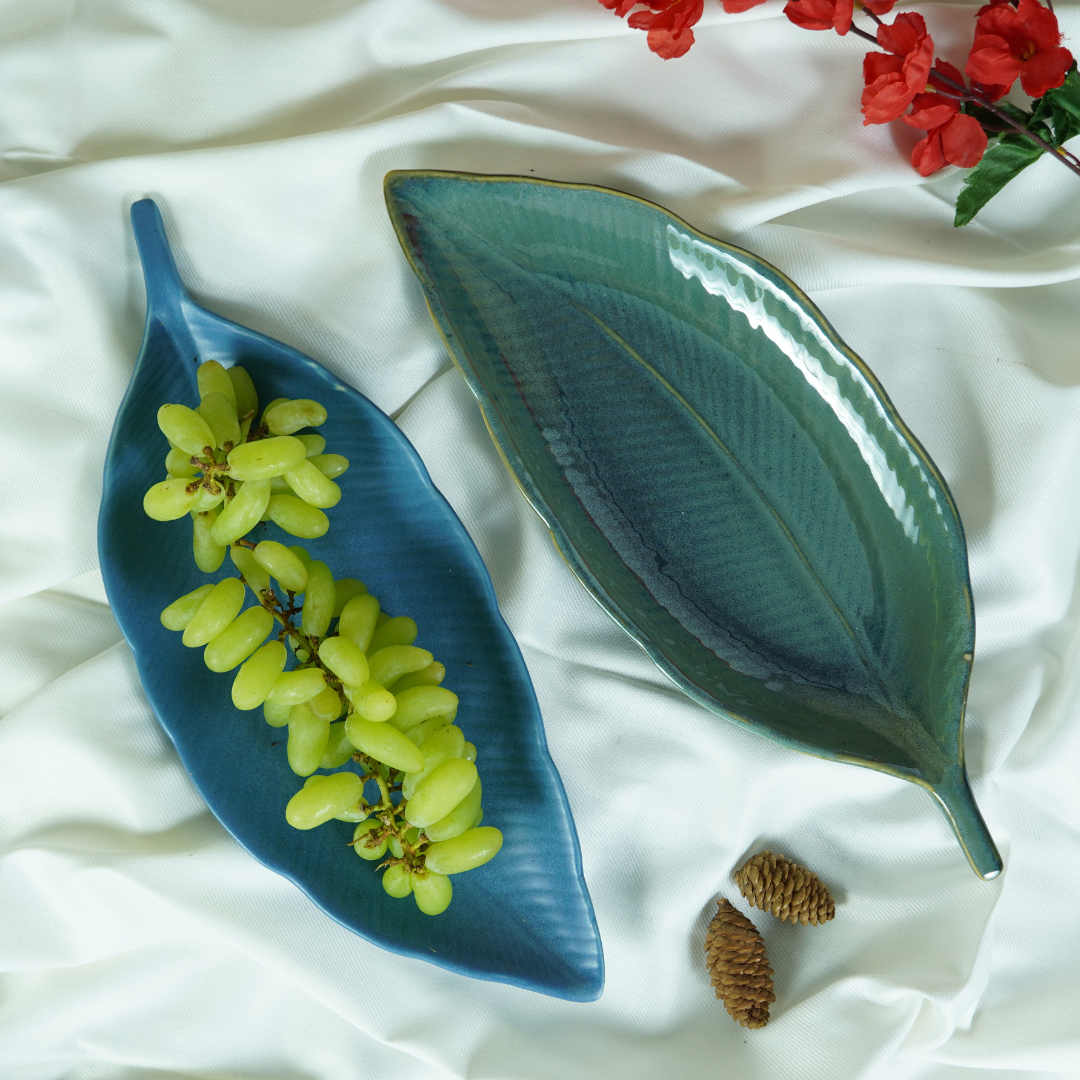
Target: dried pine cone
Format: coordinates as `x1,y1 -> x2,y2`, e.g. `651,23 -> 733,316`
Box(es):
735,850 -> 835,926
704,899 -> 775,1029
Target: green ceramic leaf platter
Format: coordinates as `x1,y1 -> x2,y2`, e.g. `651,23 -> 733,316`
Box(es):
384,170 -> 1001,880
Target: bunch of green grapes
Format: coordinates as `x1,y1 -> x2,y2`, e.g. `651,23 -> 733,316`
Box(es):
147,361 -> 501,916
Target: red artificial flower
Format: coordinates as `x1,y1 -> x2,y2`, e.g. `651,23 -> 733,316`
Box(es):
965,0 -> 1073,100
599,0 -> 705,58
784,0 -> 895,37
861,13 -> 935,124
599,0 -> 769,58
902,62 -> 988,174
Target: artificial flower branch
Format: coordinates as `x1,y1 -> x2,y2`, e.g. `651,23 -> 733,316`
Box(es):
600,0 -> 1080,224
845,19 -> 1080,177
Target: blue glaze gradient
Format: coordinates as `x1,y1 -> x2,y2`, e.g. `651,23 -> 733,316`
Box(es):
98,199 -> 604,999
384,171 -> 1001,880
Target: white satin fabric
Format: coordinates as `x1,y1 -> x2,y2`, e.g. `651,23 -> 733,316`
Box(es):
2,1 -> 1079,1076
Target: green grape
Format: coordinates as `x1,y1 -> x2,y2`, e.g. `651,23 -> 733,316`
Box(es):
182,577 -> 246,647
196,392 -> 240,450
368,645 -> 432,687
338,594 -> 380,651
260,397 -> 288,424
166,447 -> 199,477
211,479 -> 271,545
423,827 -> 503,876
308,453 -> 349,480
230,544 -> 270,593
471,808 -> 483,828
389,686 -> 458,733
405,759 -> 477,829
282,459 -> 341,508
332,578 -> 367,617
265,398 -> 327,435
412,871 -> 452,915
227,435 -> 307,481
406,716 -> 454,747
307,685 -> 343,722
269,475 -> 294,495
191,480 -> 226,512
197,360 -> 237,406
388,835 -> 404,858
301,561 -> 335,638
263,697 -> 293,727
424,777 -> 481,843
192,510 -> 226,573
352,819 -> 387,860
285,771 -> 364,828
265,667 -> 326,706
367,616 -> 419,655
402,724 -> 465,799
387,662 -> 445,694
382,864 -> 413,898
462,741 -> 476,763
144,477 -> 200,521
335,801 -> 369,823
160,583 -> 214,630
320,720 -> 355,768
288,545 -> 312,566
157,404 -> 215,455
318,636 -> 369,687
344,680 -> 396,722
345,716 -> 424,773
297,433 -> 326,457
204,606 -> 275,672
227,365 -> 257,423
266,494 -> 330,538
253,540 -> 309,594
287,703 -> 330,776
232,640 -> 287,709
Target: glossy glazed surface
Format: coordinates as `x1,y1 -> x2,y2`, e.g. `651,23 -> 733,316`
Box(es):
97,199 -> 604,999
385,171 -> 1000,879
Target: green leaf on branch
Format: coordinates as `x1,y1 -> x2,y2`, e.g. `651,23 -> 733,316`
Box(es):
997,101 -> 1034,126
1042,64 -> 1080,127
1036,65 -> 1080,145
954,134 -> 1046,227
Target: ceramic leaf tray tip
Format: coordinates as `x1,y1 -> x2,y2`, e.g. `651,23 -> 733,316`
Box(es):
384,170 -> 1001,880
98,198 -> 604,998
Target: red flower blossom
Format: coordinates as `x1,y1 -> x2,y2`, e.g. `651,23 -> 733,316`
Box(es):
783,0 -> 895,37
965,0 -> 1073,100
599,0 -> 705,58
599,0 -> 771,57
861,13 -> 935,125
902,62 -> 988,174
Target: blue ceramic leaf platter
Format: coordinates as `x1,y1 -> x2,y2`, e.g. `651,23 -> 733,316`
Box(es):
98,199 -> 604,1000
384,170 -> 1001,880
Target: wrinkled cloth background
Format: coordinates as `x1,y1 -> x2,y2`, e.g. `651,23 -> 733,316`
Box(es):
2,1 -> 1079,1077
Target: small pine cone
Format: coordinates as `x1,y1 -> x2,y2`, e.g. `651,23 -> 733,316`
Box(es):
704,899 -> 775,1029
735,850 -> 835,926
